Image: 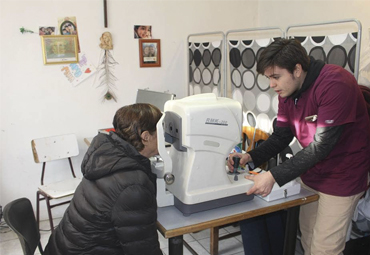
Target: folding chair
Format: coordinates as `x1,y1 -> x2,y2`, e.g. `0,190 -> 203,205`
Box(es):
31,133 -> 81,232
3,197 -> 44,255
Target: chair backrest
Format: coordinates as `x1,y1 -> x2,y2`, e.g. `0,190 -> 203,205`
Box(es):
31,134 -> 79,163
3,198 -> 43,255
242,126 -> 269,152
31,134 -> 79,185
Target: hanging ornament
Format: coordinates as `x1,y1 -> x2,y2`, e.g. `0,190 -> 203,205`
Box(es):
96,32 -> 119,101
20,27 -> 34,34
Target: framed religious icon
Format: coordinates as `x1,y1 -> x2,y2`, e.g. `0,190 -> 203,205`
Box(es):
41,35 -> 79,65
139,39 -> 161,67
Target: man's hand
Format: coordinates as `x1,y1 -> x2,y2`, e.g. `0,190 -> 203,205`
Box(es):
245,171 -> 276,197
227,153 -> 252,171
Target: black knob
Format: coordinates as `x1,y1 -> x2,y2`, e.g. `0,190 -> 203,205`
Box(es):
233,157 -> 240,173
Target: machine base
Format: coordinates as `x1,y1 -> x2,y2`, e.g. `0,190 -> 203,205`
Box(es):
174,193 -> 254,216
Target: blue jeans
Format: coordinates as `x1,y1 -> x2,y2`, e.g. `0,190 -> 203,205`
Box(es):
240,210 -> 287,255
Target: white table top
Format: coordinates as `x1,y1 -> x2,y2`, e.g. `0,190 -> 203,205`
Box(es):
157,188 -> 318,238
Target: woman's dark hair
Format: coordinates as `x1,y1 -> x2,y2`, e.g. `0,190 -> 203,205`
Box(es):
257,38 -> 310,75
113,103 -> 162,152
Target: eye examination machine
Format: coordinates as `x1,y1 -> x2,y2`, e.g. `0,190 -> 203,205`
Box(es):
153,93 -> 255,216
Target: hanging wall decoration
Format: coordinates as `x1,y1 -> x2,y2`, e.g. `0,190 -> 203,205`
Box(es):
20,27 -> 34,34
41,35 -> 79,65
96,32 -> 119,101
139,39 -> 161,67
58,16 -> 80,52
39,27 -> 55,35
134,25 -> 152,39
61,53 -> 97,86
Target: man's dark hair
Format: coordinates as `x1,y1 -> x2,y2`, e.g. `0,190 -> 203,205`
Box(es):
257,38 -> 310,74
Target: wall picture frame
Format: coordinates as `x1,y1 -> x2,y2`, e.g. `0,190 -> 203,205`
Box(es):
139,39 -> 161,67
41,35 -> 79,65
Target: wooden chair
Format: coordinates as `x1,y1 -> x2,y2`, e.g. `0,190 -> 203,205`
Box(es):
31,134 -> 81,232
242,126 -> 270,169
242,126 -> 270,152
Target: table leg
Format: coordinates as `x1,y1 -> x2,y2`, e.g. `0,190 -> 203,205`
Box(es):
283,205 -> 300,255
210,227 -> 219,255
169,235 -> 183,255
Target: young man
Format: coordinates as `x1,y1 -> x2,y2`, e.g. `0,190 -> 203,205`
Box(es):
229,38 -> 370,255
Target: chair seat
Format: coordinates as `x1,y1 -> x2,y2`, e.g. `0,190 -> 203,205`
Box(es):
38,178 -> 82,199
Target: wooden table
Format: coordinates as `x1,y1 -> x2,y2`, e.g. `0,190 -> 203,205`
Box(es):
157,188 -> 318,255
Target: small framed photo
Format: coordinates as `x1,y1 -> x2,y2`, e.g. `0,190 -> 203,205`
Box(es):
139,39 -> 161,68
41,35 -> 79,65
39,26 -> 55,35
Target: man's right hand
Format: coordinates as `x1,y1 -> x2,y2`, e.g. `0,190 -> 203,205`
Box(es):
227,153 -> 252,171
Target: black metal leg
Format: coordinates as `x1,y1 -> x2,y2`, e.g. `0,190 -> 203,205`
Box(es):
45,196 -> 54,232
169,235 -> 183,255
36,191 -> 40,229
283,206 -> 300,255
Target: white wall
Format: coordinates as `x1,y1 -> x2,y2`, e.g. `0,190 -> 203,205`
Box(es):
0,0 -> 259,219
1,0 -> 370,220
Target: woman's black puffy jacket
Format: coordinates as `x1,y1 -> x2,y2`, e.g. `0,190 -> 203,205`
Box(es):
44,132 -> 162,255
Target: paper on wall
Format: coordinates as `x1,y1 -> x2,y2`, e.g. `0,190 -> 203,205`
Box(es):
61,53 -> 96,87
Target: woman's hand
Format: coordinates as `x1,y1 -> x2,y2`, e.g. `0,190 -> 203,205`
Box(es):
244,171 -> 276,197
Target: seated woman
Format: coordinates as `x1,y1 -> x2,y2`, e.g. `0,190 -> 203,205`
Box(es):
44,103 -> 163,255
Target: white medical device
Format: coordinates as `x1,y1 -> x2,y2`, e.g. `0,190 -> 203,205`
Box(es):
154,93 -> 254,215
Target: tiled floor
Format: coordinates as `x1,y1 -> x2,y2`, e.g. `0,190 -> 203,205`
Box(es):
0,218 -> 304,255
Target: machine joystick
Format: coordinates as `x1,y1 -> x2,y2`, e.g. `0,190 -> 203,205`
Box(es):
233,157 -> 240,171
232,157 -> 240,181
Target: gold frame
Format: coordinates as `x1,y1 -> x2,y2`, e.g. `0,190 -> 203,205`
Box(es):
41,35 -> 79,65
139,39 -> 161,67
